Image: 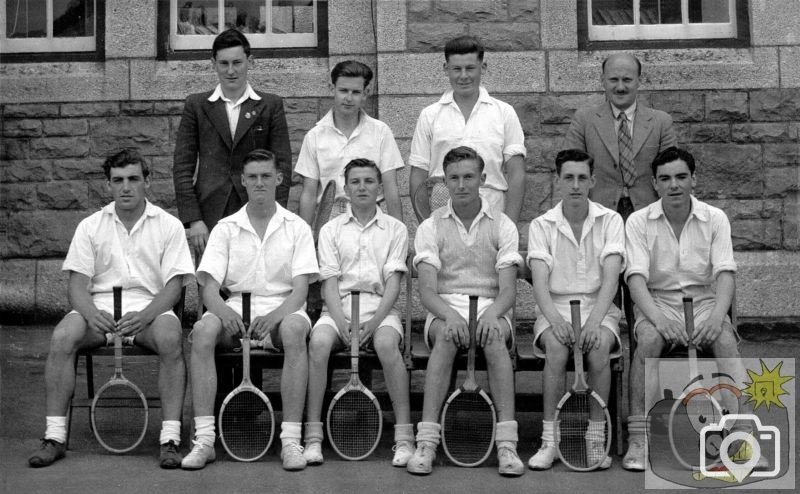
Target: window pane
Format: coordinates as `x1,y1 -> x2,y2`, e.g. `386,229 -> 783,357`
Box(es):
177,0 -> 219,35
688,0 -> 730,23
5,0 -> 47,38
640,0 -> 681,25
228,0 -> 266,33
592,0 -> 634,26
272,0 -> 314,34
54,0 -> 94,37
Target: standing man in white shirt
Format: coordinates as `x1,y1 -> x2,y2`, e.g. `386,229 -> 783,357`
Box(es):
181,149 -> 319,472
408,35 -> 527,223
296,60 -> 405,224
28,149 -> 194,469
173,29 -> 292,255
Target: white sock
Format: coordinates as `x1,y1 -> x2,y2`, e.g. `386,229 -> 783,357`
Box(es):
415,421 -> 441,446
303,422 -> 323,445
44,416 -> 67,444
159,420 -> 181,445
394,423 -> 415,443
586,420 -> 606,442
541,420 -> 555,446
495,420 -> 518,450
280,422 -> 302,448
193,416 -> 215,447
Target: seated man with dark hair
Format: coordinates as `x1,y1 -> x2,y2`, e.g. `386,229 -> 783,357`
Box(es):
28,149 -> 194,469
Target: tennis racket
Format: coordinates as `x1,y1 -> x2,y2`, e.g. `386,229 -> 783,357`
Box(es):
91,286 -> 149,453
554,300 -> 612,471
668,297 -> 724,470
412,178 -> 450,222
218,292 -> 275,461
441,295 -> 496,467
327,291 -> 383,460
312,180 -> 337,243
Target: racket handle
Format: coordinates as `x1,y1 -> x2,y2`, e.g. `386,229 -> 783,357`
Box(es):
242,292 -> 251,334
570,300 -> 585,374
682,297 -> 694,337
350,291 -> 360,368
467,295 -> 478,370
113,286 -> 122,322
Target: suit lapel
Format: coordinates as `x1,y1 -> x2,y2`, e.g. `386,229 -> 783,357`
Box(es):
203,98 -> 233,149
596,103 -> 619,164
232,98 -> 263,149
632,105 -> 654,157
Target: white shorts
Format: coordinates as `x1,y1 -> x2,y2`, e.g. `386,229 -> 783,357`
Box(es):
532,297 -> 622,358
423,294 -> 513,350
199,293 -> 311,350
313,291 -> 402,338
70,289 -> 178,322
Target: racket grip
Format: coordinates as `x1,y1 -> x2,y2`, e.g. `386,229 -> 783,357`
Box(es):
683,297 -> 694,337
242,292 -> 251,332
113,286 -> 122,321
569,300 -> 581,329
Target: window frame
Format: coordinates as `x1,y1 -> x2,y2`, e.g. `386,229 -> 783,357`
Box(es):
578,0 -> 750,50
0,0 -> 105,62
156,0 -> 328,60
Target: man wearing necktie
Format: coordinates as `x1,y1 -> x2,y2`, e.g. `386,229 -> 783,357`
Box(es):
564,53 -> 676,220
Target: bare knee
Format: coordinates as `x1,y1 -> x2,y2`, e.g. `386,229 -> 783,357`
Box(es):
50,315 -> 90,355
372,328 -> 400,358
308,327 -> 336,362
191,318 -> 221,354
710,324 -> 739,358
541,332 -> 569,369
635,324 -> 666,360
279,316 -> 309,355
151,317 -> 183,357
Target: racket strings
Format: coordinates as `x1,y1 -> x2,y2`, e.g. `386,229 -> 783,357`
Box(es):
219,391 -> 272,460
92,384 -> 147,452
328,391 -> 381,459
557,393 -> 609,469
442,393 -> 495,465
429,183 -> 450,212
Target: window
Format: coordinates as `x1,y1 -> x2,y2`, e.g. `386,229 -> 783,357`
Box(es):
2,0 -> 97,53
580,0 -> 749,48
167,0 -> 321,52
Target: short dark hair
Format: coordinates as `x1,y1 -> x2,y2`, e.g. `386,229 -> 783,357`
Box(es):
331,60 -> 373,87
344,158 -> 381,183
651,146 -> 696,177
601,54 -> 642,76
242,149 -> 277,171
555,149 -> 594,175
212,29 -> 250,58
444,35 -> 484,62
442,146 -> 485,174
103,149 -> 149,180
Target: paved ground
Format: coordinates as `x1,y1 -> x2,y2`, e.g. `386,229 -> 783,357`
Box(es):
1,325 -> 797,493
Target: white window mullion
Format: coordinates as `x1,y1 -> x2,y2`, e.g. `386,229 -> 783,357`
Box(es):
46,0 -> 54,39
681,0 -> 689,25
264,0 -> 272,36
633,0 -> 640,25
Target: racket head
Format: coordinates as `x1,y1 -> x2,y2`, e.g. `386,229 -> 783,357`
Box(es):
326,386 -> 383,460
218,385 -> 275,462
440,388 -> 497,467
668,389 -> 724,470
412,179 -> 449,222
312,181 -> 337,242
91,379 -> 149,453
554,389 -> 612,471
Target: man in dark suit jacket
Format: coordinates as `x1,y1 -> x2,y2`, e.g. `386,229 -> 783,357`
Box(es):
173,29 -> 292,254
564,53 -> 676,219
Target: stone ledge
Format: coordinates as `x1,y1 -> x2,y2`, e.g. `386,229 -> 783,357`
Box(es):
0,61 -> 129,104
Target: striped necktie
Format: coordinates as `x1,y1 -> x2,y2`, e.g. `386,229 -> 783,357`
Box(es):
617,112 -> 636,191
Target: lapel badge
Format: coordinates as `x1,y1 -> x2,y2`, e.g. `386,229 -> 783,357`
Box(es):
245,111 -> 252,119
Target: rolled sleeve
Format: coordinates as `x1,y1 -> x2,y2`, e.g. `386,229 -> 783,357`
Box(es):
62,219 -> 95,278
495,215 -> 522,272
710,212 -> 737,279
408,111 -> 432,171
502,106 -> 526,158
197,225 -> 230,286
291,222 -> 320,283
526,219 -> 554,272
317,222 -> 341,281
294,133 -> 319,180
378,127 -> 406,173
624,214 -> 650,283
161,219 -> 196,286
382,224 -> 409,281
413,219 -> 441,271
600,213 -> 627,272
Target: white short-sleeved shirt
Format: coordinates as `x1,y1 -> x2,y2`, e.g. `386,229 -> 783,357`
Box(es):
317,206 -> 408,299
625,196 -> 737,293
527,200 -> 625,303
294,110 -> 405,204
408,87 -> 526,192
197,204 -> 320,307
63,201 -> 194,296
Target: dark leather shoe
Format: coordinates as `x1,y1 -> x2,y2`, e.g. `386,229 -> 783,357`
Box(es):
28,438 -> 66,468
159,440 -> 182,469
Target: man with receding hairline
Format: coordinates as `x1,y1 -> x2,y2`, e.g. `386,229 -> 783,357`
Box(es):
564,53 -> 676,220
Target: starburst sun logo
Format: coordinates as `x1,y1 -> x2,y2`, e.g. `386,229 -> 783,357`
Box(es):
742,360 -> 794,410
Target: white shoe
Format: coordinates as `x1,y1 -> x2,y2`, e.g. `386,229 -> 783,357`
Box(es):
406,441 -> 436,475
303,441 -> 324,465
586,436 -> 609,468
392,440 -> 415,467
181,441 -> 216,470
497,446 -> 525,477
528,442 -> 558,470
622,438 -> 647,471
281,442 -> 307,471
